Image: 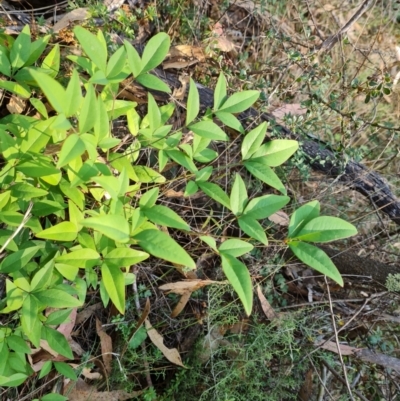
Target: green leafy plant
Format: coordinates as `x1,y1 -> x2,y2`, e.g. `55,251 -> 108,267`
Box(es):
0,24 -> 357,389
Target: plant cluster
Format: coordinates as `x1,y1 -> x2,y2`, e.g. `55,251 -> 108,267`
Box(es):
0,23 -> 357,393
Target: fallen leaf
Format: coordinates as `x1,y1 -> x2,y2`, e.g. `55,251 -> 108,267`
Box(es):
171,291 -> 191,318
159,279 -> 219,294
317,340 -> 359,355
96,318 -> 113,374
7,95 -> 26,114
257,285 -> 278,320
163,189 -> 185,198
64,378 -> 142,400
145,318 -> 185,367
53,8 -> 89,32
76,303 -> 102,324
57,308 -> 77,339
268,211 -> 289,226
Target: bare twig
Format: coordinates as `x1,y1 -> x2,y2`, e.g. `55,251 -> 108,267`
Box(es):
319,0 -> 376,51
324,276 -> 354,401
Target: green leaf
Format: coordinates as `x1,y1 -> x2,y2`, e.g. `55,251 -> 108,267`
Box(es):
0,373 -> 28,387
189,120 -> 229,141
220,253 -> 253,315
54,361 -> 77,381
0,80 -> 30,99
139,187 -> 159,208
219,239 -> 253,257
291,216 -> 358,243
136,73 -> 171,93
0,246 -> 40,273
34,289 -> 82,308
29,97 -> 48,118
124,40 -> 142,77
43,326 -> 73,359
36,222 -> 78,242
81,214 -> 130,243
200,235 -> 218,252
41,393 -> 68,401
243,194 -> 290,220
101,263 -> 125,314
0,46 -> 11,77
288,200 -> 320,238
21,295 -> 41,347
104,247 -> 149,267
132,165 -> 166,183
57,134 -> 86,168
56,248 -> 101,268
6,335 -> 31,354
79,83 -> 97,134
166,149 -> 198,173
134,229 -> 196,269
244,158 -> 286,194
141,32 -> 170,73
215,111 -> 244,133
147,92 -> 161,129
74,26 -> 107,72
230,173 -> 248,216
143,205 -> 190,230
186,78 -> 199,125
30,260 -> 54,291
251,139 -> 299,166
238,216 -> 267,245
92,175 -> 121,200
219,90 -> 259,113
41,44 -> 60,77
106,45 -> 127,79
11,182 -> 48,200
26,34 -> 50,67
29,70 -> 67,113
10,25 -> 31,70
65,69 -> 82,117
289,241 -> 343,286
241,122 -> 268,160
214,73 -> 227,110
184,181 -> 198,196
17,156 -> 60,178
39,361 -> 52,379
46,309 -> 73,326
198,182 -> 231,210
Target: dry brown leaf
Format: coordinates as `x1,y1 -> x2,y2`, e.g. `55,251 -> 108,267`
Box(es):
96,318 -> 113,374
159,279 -> 219,294
53,8 -> 89,32
172,75 -> 190,100
317,340 -> 359,355
164,45 -> 206,69
6,95 -> 26,114
76,303 -> 102,325
169,45 -> 206,61
257,285 -> 278,320
268,211 -> 289,226
163,189 -> 185,198
57,308 -> 77,339
64,379 -> 142,401
145,319 -> 185,367
170,291 -> 191,318
69,365 -> 102,380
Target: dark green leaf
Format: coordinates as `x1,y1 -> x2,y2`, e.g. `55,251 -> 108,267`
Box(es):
220,253 -> 253,315
288,241 -> 343,286
134,229 -> 196,269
